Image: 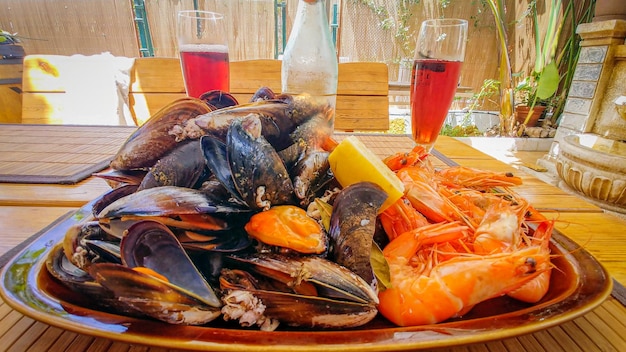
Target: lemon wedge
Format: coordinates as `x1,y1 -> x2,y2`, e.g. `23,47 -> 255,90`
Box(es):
328,136 -> 404,212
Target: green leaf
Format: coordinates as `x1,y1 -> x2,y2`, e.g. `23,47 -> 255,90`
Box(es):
536,62 -> 559,100
314,198 -> 333,232
371,242 -> 391,291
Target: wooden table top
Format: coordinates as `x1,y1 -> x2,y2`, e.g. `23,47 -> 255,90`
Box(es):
0,124 -> 625,351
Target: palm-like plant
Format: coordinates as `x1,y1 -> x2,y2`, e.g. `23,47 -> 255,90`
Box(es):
484,0 -> 516,136
485,0 -> 596,135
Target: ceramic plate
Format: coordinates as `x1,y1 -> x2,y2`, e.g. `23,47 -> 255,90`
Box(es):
0,204 -> 613,351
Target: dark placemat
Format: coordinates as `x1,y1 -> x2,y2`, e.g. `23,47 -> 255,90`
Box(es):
0,124 -> 135,184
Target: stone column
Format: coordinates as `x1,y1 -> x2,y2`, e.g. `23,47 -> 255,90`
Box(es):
546,20 -> 626,159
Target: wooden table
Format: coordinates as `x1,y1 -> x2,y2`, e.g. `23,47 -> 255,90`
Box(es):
1,125 -> 625,351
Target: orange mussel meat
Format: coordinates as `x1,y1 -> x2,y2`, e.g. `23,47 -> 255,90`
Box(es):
244,205 -> 327,254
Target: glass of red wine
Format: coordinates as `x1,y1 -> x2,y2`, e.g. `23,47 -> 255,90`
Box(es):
410,19 -> 467,152
177,10 -> 230,98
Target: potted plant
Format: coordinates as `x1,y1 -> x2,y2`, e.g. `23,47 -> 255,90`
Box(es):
513,66 -> 556,128
483,0 -> 595,135
0,30 -> 25,59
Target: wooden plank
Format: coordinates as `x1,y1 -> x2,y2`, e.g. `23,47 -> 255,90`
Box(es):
22,54 -> 131,93
335,95 -> 389,131
337,62 -> 388,95
0,60 -> 23,80
0,206 -> 77,257
0,183 -> 119,208
131,59 -> 389,96
5,316 -> 42,352
0,84 -> 22,123
23,324 -> 67,352
230,59 -> 282,94
129,58 -> 389,130
129,58 -> 185,93
550,212 -> 626,285
21,93 -> 70,124
129,93 -> 187,126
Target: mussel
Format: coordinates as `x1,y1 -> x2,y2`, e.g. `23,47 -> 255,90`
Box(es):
329,182 -> 388,288
110,97 -> 213,170
202,114 -> 295,211
89,220 -> 223,325
137,140 -> 208,191
220,254 -> 379,330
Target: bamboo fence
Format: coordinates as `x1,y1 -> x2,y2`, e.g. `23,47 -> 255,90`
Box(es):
0,0 -> 582,110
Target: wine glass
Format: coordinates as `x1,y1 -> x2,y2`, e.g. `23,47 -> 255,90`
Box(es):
410,19 -> 468,152
176,10 -> 230,98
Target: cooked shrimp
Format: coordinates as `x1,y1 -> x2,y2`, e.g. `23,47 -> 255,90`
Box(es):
436,166 -> 523,190
472,195 -> 529,254
381,221 -> 471,264
379,232 -> 551,326
383,145 -> 428,171
506,218 -> 555,303
470,195 -> 554,303
398,167 -> 471,226
379,197 -> 430,242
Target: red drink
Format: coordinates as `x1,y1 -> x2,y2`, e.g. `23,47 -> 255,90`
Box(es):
179,44 -> 229,98
410,59 -> 463,148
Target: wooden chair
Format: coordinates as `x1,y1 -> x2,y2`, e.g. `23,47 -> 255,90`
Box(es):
21,55 -> 389,131
130,58 -> 389,131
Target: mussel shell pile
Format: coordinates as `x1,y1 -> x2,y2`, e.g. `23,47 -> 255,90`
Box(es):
47,88 -> 389,331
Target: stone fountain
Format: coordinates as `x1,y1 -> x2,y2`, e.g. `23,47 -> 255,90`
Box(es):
543,20 -> 626,216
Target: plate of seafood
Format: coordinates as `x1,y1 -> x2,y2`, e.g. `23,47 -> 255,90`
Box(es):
0,91 -> 614,351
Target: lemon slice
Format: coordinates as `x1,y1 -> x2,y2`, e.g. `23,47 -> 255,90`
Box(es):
328,136 -> 404,212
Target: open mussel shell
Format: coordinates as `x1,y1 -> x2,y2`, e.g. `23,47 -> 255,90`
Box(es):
89,263 -> 221,325
242,290 -> 378,329
120,220 -> 221,308
201,114 -> 296,210
46,244 -> 144,318
329,182 -> 388,288
92,184 -> 139,218
63,220 -> 121,270
249,86 -> 276,102
47,244 -> 103,295
221,254 -> 378,329
291,149 -> 333,203
228,254 -> 379,304
97,186 -> 243,219
200,136 -> 245,205
177,227 -> 253,253
199,90 -> 239,109
92,169 -> 147,188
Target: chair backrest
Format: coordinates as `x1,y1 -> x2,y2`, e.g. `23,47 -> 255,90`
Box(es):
130,58 -> 389,131
21,55 -> 389,131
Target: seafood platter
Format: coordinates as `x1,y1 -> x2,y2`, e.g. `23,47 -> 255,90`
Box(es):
0,89 -> 612,351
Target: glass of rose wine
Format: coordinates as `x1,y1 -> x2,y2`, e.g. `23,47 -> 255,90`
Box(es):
410,19 -> 467,152
176,10 -> 229,98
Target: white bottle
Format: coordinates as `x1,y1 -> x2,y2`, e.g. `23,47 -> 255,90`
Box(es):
281,0 -> 339,112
